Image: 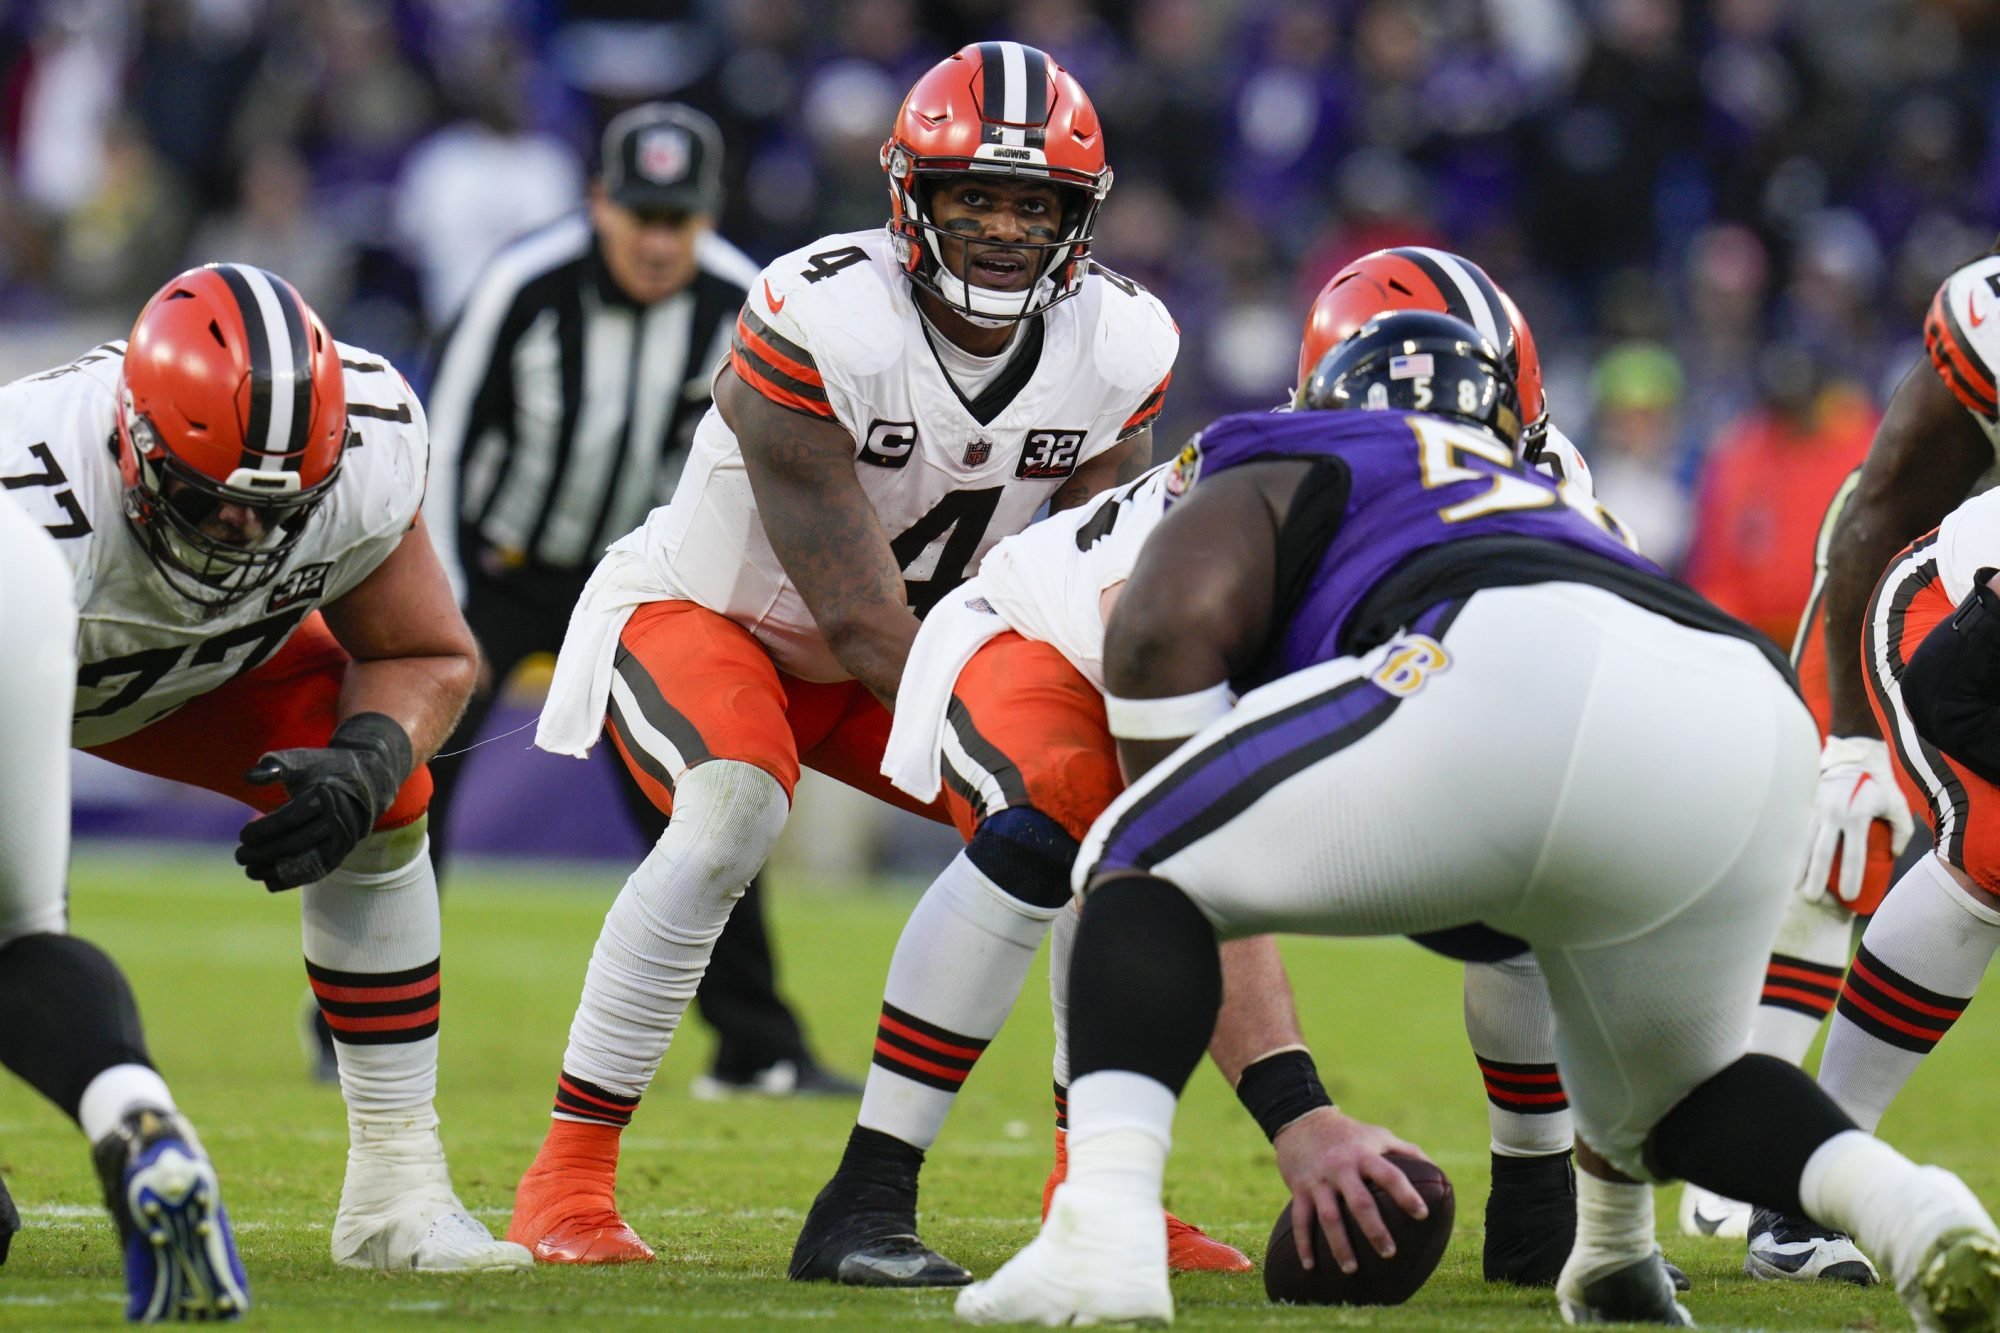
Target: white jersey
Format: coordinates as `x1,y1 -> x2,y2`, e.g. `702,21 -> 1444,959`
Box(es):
1927,253 -> 2000,454
0,340 -> 430,746
1924,486 -> 2000,606
606,227 -> 1178,682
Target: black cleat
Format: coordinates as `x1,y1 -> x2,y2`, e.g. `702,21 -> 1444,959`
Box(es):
691,1059 -> 863,1102
1558,1252 -> 1694,1325
1744,1206 -> 1879,1285
1484,1150 -> 1576,1286
0,1168 -> 17,1265
789,1175 -> 970,1287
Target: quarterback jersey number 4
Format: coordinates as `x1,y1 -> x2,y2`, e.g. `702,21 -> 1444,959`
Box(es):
0,342 -> 429,746
625,229 -> 1177,683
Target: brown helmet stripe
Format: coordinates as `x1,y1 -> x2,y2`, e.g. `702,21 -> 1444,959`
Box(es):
213,263 -> 313,472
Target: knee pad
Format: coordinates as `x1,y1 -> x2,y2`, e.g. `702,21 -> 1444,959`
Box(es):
967,807 -> 1079,913
670,760 -> 790,889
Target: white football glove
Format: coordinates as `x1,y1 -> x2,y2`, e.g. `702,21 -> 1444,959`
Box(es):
1798,735 -> 1914,907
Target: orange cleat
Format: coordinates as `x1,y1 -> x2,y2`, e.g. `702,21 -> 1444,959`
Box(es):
1042,1127 -> 1253,1275
1166,1214 -> 1255,1274
506,1120 -> 655,1264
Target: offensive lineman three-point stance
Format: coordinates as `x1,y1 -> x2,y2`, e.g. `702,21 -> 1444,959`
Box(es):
0,265 -> 529,1275
958,311 -> 2000,1329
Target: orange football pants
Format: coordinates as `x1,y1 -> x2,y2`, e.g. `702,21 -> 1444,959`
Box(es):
85,612 -> 432,828
604,599 -> 947,822
1865,547 -> 2000,896
939,631 -> 1124,843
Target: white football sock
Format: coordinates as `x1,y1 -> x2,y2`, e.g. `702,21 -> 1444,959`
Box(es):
1567,1166 -> 1656,1276
78,1063 -> 175,1144
1748,890 -> 1856,1064
563,760 -> 788,1098
1049,899 -> 1079,1093
1819,852 -> 1997,1132
303,826 -> 441,1120
1066,1071 -> 1173,1200
1806,1130 -> 2000,1303
858,849 -> 1060,1150
1464,954 -> 1573,1157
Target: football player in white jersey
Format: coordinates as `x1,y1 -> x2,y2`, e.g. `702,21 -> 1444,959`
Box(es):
512,41 -> 1174,1266
789,247 -> 1636,1291
1686,242 -> 2000,1281
0,264 -> 530,1276
0,491 -> 249,1321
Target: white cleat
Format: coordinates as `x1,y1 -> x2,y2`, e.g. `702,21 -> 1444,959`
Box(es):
955,1180 -> 1172,1326
1678,1183 -> 1752,1240
331,1127 -> 532,1273
1885,1168 -> 2000,1333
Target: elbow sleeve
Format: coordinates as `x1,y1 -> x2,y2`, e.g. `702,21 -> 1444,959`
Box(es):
1902,575 -> 2000,786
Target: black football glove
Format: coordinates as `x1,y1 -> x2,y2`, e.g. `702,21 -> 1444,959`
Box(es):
236,712 -> 414,891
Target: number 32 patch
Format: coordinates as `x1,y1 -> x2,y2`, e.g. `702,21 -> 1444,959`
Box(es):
1016,428 -> 1084,479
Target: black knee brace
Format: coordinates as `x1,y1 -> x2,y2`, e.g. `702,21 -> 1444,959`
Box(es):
0,934 -> 151,1121
966,807 -> 1079,912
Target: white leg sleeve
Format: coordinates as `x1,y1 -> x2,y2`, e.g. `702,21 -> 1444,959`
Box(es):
562,760 -> 789,1097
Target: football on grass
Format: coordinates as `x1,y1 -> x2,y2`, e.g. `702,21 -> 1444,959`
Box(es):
1262,1153 -> 1455,1306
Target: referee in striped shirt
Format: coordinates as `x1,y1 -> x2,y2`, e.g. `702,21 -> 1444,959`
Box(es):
421,104 -> 857,1099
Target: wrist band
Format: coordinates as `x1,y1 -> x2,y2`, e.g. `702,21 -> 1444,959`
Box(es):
1235,1048 -> 1333,1142
1104,682 -> 1233,740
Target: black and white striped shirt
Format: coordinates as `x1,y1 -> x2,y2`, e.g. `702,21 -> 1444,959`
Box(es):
422,213 -> 757,590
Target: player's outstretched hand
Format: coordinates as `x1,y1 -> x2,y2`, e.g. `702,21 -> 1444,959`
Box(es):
236,713 -> 412,891
1798,735 -> 1913,909
1272,1106 -> 1433,1275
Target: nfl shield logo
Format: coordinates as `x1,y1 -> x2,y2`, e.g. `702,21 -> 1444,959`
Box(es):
963,437 -> 992,466
637,127 -> 691,183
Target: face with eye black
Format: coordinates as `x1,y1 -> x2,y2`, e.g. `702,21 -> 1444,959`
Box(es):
926,175 -> 1066,292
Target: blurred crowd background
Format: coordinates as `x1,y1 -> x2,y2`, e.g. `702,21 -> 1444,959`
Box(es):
5,0 -> 1998,862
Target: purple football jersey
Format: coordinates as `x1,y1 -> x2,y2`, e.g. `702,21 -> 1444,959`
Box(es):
1193,408 -> 1662,678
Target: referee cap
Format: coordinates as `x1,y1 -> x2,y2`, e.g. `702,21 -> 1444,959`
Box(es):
601,103 -> 723,218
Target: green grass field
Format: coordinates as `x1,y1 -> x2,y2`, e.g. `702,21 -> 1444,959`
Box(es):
1,845 -> 1993,1330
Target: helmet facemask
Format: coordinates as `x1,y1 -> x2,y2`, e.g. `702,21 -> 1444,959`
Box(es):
120,401 -> 342,612
886,148 -> 1110,327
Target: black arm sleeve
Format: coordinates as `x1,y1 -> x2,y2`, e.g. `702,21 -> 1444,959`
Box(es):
1901,574 -> 2000,786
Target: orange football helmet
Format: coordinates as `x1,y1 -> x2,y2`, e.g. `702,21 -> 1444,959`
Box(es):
882,41 -> 1112,324
117,263 -> 348,609
1299,247 -> 1547,458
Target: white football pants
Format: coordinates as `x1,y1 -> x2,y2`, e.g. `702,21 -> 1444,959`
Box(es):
1078,582 -> 1818,1179
0,493 -> 76,945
